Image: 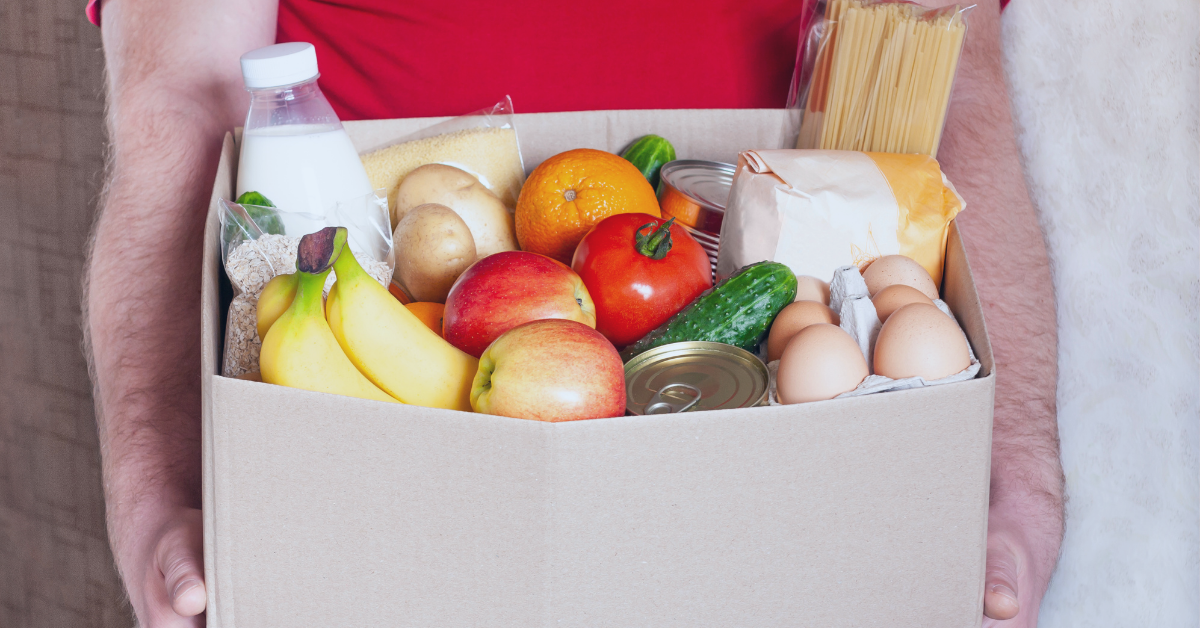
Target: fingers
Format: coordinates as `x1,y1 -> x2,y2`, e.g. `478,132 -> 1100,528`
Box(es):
983,537 -> 1021,621
166,568 -> 207,617
139,508 -> 207,627
156,509 -> 207,618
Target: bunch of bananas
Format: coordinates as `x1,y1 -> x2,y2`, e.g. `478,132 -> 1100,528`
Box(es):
257,227 -> 477,410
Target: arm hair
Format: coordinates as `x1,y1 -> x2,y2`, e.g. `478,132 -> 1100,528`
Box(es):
84,0 -> 276,587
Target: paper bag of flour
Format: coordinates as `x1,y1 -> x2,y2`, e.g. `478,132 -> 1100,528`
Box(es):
716,150 -> 964,286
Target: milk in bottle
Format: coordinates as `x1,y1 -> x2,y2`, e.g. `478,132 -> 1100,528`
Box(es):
236,43 -> 374,243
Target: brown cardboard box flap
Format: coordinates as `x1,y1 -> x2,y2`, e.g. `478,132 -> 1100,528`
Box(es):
202,110 -> 992,628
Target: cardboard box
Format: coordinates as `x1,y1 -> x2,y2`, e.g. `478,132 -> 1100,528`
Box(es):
201,110 -> 994,628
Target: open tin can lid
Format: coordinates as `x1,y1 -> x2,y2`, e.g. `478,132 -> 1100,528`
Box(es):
624,341 -> 769,415
658,160 -> 737,211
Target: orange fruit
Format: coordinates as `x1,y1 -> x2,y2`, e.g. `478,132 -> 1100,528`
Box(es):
405,302 -> 445,336
516,148 -> 660,263
388,281 -> 412,304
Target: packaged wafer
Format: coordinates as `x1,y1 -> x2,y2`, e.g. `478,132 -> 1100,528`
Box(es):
358,97 -> 526,224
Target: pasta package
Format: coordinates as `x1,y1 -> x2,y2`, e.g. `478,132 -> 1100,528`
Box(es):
788,0 -> 971,158
716,149 -> 963,286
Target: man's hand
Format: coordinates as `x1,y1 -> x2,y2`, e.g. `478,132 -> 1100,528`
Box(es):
87,0 -> 275,625
128,508 -> 207,627
983,514 -> 1034,625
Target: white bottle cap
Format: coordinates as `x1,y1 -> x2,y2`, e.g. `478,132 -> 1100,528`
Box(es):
240,42 -> 319,89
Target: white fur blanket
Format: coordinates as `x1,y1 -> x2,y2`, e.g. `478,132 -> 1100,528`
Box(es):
1001,0 -> 1199,624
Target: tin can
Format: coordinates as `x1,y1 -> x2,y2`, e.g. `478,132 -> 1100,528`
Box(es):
657,160 -> 736,271
624,342 -> 769,415
657,160 -> 735,232
678,223 -> 720,276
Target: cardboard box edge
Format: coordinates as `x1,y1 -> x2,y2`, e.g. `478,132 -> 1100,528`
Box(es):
944,221 -> 995,376
203,131 -> 236,628
942,221 -> 996,624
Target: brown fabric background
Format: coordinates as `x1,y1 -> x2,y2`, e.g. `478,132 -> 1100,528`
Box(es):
0,0 -> 131,624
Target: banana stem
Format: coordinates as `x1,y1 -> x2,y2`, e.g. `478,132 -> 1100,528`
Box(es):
331,236 -> 369,282
293,227 -> 349,319
297,227 -> 348,274
291,270 -> 330,318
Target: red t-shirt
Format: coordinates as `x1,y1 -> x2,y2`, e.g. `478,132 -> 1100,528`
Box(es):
89,0 -> 809,120
87,0 -> 1004,121
277,0 -> 808,120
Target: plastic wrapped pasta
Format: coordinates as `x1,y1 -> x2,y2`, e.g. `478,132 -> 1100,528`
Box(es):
788,0 -> 972,158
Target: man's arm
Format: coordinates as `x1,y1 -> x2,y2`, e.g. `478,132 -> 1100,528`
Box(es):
85,0 -> 275,625
935,1 -> 1064,624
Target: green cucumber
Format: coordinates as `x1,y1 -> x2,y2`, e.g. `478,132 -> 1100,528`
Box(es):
235,191 -> 275,208
621,134 -> 676,190
226,191 -> 286,239
620,261 -> 798,361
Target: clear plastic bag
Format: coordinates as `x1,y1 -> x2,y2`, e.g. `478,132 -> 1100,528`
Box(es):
787,0 -> 973,158
217,190 -> 395,377
218,190 -> 395,296
359,96 -> 526,224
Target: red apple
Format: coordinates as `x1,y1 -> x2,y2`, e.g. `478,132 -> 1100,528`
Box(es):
471,319 -> 626,421
443,251 -> 596,358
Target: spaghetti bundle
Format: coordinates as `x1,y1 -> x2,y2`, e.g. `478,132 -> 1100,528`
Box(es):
795,0 -> 968,158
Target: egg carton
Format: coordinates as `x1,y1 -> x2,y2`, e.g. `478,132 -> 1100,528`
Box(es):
767,265 -> 981,404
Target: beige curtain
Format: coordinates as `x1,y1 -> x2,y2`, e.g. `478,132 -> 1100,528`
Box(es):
0,0 -> 130,624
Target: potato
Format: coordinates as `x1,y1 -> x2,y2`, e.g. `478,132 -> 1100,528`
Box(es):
396,164 -> 518,259
393,203 -> 477,303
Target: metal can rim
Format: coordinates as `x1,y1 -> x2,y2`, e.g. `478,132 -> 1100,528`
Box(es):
624,341 -> 770,414
659,160 -> 737,212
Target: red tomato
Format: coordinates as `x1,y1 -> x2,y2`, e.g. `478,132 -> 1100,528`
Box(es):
571,213 -> 713,347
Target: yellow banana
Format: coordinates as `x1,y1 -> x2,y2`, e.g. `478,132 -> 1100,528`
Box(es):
326,231 -> 477,411
256,272 -> 298,340
259,228 -> 397,404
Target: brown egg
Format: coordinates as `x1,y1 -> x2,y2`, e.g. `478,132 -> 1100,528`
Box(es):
767,300 -> 841,362
873,303 -> 970,380
794,275 -> 830,304
871,284 -> 935,323
776,323 -> 869,404
862,255 -> 939,299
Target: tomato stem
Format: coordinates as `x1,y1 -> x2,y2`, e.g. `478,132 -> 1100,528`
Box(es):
634,218 -> 676,260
